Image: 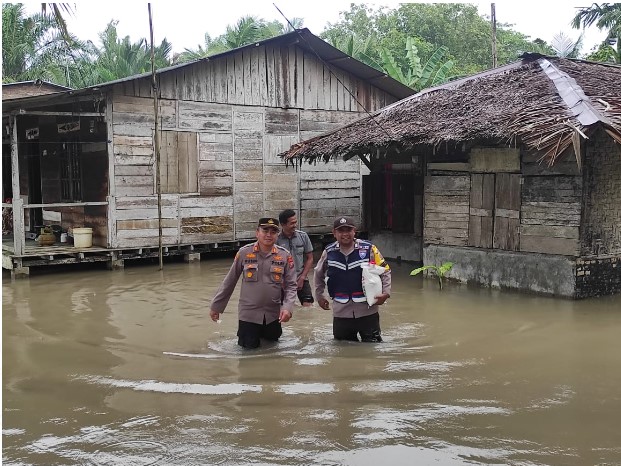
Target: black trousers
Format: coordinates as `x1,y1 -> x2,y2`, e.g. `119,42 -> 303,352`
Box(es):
333,312 -> 382,342
297,279 -> 314,304
237,317 -> 282,349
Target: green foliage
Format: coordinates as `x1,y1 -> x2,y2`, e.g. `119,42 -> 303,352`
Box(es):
379,37 -> 454,91
572,3 -> 621,63
2,3 -> 65,82
410,262 -> 454,290
321,3 -> 559,77
176,16 -> 303,64
324,32 -> 384,71
550,32 -> 583,58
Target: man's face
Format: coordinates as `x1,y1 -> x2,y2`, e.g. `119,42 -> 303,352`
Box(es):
256,226 -> 279,248
282,215 -> 298,236
333,226 -> 355,248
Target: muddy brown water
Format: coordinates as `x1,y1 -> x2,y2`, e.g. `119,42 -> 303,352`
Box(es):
3,258 -> 621,465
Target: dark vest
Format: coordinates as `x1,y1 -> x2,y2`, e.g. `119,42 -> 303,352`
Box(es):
326,239 -> 372,303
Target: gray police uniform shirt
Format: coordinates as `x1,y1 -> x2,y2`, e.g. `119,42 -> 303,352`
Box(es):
211,242 -> 297,324
276,230 -> 313,277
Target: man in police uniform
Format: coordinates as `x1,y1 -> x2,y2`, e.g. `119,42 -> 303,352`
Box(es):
276,209 -> 314,307
314,216 -> 391,342
209,217 -> 297,349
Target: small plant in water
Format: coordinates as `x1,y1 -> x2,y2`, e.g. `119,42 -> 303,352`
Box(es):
410,262 -> 454,290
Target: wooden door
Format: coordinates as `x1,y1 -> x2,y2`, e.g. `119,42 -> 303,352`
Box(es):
493,173 -> 521,250
468,173 -> 495,248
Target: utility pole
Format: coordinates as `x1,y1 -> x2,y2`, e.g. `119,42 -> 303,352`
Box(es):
148,4 -> 163,270
491,3 -> 497,68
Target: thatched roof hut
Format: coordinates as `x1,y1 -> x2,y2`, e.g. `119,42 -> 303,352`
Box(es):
281,54 -> 621,166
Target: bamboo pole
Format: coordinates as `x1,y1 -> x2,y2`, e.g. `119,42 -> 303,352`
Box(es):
148,4 -> 163,270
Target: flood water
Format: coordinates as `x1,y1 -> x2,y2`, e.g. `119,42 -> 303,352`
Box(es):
3,257 -> 621,466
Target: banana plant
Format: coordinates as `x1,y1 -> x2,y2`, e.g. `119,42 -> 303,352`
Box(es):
410,262 -> 454,290
379,37 -> 454,91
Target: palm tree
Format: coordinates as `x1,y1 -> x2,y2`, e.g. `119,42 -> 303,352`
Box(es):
175,15 -> 302,64
40,3 -> 73,43
325,33 -> 384,71
2,3 -> 76,83
92,21 -> 172,83
550,32 -> 583,58
572,3 -> 621,63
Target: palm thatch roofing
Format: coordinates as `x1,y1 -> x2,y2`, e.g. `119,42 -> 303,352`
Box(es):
281,53 -> 621,166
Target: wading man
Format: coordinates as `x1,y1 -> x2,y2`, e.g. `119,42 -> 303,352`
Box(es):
209,217 -> 297,349
314,216 -> 391,342
276,209 -> 314,307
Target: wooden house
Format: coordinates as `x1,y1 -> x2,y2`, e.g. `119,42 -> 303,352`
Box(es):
2,29 -> 413,276
281,54 -> 621,298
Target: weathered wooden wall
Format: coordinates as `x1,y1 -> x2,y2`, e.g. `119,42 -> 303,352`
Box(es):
107,42 -> 396,247
521,150 -> 582,256
424,147 -> 582,257
424,174 -> 470,246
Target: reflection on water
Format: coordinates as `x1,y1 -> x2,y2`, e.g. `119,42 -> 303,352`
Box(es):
3,259 -> 621,465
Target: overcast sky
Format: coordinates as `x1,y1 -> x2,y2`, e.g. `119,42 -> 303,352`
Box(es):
22,1 -> 607,56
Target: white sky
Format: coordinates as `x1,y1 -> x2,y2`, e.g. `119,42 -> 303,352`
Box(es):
20,1 -> 607,56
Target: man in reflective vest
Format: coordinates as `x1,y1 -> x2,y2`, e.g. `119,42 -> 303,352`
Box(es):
210,217 -> 297,349
314,216 -> 391,342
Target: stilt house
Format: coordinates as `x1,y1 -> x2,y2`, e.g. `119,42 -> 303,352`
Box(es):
1,29 -> 413,275
281,54 -> 621,298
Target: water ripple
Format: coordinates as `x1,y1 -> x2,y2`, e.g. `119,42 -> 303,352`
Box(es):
76,375 -> 262,395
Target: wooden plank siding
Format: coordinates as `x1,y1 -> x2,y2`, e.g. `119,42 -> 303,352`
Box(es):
468,173 -> 494,248
519,175 -> 582,256
424,175 -> 470,246
106,42 -> 400,248
492,173 -> 521,251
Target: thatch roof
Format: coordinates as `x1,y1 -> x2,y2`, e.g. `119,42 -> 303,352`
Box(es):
282,54 -> 621,166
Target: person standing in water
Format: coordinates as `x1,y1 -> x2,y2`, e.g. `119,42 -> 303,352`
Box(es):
276,209 -> 314,307
209,217 -> 297,349
314,216 -> 391,342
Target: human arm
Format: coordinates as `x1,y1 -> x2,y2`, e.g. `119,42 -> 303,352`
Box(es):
297,251 -> 314,289
297,232 -> 314,289
209,253 -> 243,321
280,252 -> 297,319
314,250 -> 330,310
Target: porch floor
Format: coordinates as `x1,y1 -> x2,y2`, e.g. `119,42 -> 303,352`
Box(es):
2,235 -> 246,274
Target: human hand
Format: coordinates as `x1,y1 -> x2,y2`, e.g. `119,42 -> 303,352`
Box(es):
209,309 -> 221,322
318,297 -> 330,310
374,293 -> 390,306
296,276 -> 305,290
279,309 -> 292,323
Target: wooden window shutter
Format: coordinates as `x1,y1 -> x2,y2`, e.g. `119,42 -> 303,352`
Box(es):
159,131 -> 198,194
468,173 -> 494,248
493,173 -> 521,250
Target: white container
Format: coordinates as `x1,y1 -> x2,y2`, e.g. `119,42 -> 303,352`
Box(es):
73,227 -> 93,248
60,232 -> 68,243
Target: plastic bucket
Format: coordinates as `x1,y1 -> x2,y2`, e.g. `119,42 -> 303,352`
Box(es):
73,227 -> 93,248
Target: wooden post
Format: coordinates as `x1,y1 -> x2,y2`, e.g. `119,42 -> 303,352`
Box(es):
10,115 -> 24,256
491,3 -> 497,68
106,88 -> 116,248
148,4 -> 163,270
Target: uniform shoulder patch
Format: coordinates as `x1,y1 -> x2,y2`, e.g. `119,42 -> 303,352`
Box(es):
287,255 -> 294,269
